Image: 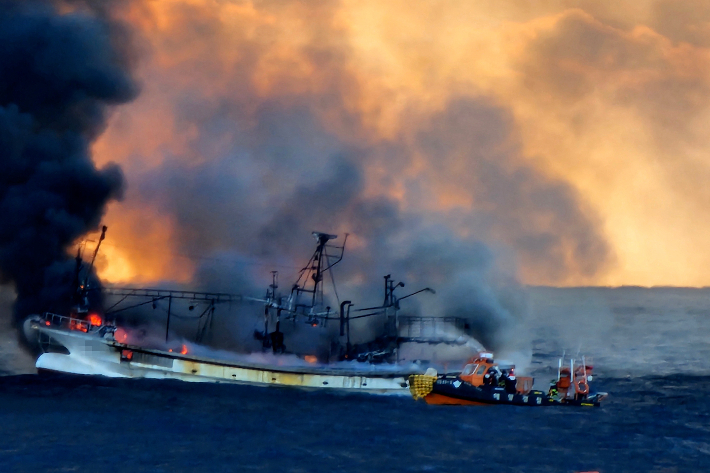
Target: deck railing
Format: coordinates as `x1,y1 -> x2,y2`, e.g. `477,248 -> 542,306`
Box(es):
40,312 -> 103,333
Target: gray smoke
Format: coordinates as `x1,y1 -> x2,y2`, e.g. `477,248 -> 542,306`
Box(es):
0,0 -> 136,326
135,96 -> 603,356
117,2 -> 612,358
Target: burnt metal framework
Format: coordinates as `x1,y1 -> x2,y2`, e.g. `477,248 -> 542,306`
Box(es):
103,288 -> 260,343
66,228 -> 465,362
286,232 -> 348,323
332,274 -> 439,360
71,225 -> 108,313
256,233 -> 348,351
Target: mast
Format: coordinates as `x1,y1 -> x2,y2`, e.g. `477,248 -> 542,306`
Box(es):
83,225 -> 107,291
288,232 -> 347,323
311,233 -> 328,308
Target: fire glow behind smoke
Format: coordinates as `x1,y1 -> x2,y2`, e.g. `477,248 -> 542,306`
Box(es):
86,1 -> 622,355
4,1 -> 709,362
94,2 -> 613,287
96,0 -> 710,288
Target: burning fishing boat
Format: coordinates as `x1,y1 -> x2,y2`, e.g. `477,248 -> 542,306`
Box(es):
30,313 -> 416,393
26,230 -> 471,394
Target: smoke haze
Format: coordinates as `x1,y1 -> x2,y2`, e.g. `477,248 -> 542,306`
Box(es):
93,0 -> 710,288
86,1 -> 622,355
4,0 -> 709,360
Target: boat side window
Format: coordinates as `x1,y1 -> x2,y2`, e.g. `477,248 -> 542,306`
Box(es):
462,364 -> 477,375
475,365 -> 487,375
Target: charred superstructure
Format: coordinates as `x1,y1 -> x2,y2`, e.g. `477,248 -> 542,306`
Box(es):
26,231 -> 425,394
250,232 -> 465,363
288,232 -> 346,321
255,232 -> 347,353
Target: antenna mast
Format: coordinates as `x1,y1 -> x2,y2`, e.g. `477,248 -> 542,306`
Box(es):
288,232 -> 347,323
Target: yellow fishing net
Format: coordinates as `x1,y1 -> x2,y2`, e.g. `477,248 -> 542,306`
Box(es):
409,374 -> 437,400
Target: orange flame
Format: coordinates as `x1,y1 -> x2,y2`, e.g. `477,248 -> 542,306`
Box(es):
69,319 -> 88,332
181,344 -> 188,355
114,327 -> 128,343
304,355 -> 317,363
88,313 -> 102,327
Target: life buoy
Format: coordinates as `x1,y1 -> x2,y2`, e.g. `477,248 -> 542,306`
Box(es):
575,379 -> 589,395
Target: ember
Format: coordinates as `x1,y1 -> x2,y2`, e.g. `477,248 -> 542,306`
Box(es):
304,355 -> 317,363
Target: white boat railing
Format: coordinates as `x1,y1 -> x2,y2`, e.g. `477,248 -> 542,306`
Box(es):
40,312 -> 105,333
36,312 -> 116,354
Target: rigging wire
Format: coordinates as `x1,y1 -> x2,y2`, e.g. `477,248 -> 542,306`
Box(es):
100,241 -> 302,272
105,296 -> 168,315
325,252 -> 340,307
103,290 -> 137,313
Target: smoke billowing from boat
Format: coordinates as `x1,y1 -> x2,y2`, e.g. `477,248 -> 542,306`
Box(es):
90,2 -> 611,360
0,1 -> 136,329
0,1 -> 613,365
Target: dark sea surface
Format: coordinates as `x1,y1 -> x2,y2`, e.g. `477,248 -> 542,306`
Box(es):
0,373 -> 708,473
1,287 -> 709,472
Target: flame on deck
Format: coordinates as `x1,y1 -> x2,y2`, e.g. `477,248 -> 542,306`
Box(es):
304,355 -> 317,364
114,327 -> 128,343
69,319 -> 88,332
168,345 -> 189,355
66,313 -> 102,333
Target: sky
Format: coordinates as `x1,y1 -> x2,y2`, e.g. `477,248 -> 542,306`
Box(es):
87,0 -> 710,288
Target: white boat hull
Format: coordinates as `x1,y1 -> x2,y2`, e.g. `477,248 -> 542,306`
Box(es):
33,325 -> 413,395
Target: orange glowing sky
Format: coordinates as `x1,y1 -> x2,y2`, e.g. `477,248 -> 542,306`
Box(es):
91,0 -> 710,287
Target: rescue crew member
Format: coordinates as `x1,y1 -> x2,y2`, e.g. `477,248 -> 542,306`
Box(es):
483,367 -> 498,387
501,369 -> 517,394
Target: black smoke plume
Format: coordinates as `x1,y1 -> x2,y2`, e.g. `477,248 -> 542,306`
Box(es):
0,0 -> 136,326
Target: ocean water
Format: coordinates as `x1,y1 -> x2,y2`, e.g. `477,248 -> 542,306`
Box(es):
1,287 -> 709,472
